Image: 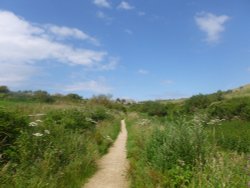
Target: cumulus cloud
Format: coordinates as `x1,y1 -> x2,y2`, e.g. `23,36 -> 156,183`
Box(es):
64,80 -> 112,94
0,10 -> 115,87
138,69 -> 149,75
195,12 -> 230,43
93,0 -> 111,8
117,1 -> 134,10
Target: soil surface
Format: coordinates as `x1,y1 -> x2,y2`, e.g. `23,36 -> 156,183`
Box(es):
83,120 -> 129,188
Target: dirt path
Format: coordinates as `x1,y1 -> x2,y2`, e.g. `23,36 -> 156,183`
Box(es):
83,120 -> 129,188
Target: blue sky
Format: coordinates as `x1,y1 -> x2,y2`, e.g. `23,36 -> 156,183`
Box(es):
0,0 -> 249,100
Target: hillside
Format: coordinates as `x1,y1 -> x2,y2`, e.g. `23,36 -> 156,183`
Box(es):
224,84 -> 250,98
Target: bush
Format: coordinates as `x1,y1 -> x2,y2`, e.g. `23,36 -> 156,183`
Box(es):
33,90 -> 54,103
45,109 -> 96,131
65,93 -> 82,101
91,106 -> 111,122
0,86 -> 10,93
184,94 -> 211,113
138,101 -> 168,117
0,108 -> 27,165
208,97 -> 250,120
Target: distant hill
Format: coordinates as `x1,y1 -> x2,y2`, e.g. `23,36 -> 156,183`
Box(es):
224,84 -> 250,98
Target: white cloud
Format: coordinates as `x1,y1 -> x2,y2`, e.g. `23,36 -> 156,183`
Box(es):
0,10 -> 114,87
195,12 -> 230,43
138,69 -> 149,75
85,57 -> 119,71
96,11 -> 113,23
64,80 -> 112,94
117,1 -> 134,10
46,25 -> 100,45
162,80 -> 174,85
0,62 -> 36,86
100,57 -> 119,70
93,0 -> 111,8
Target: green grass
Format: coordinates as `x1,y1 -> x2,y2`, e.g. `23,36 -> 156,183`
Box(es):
0,101 -> 122,188
207,120 -> 250,153
126,113 -> 250,188
225,84 -> 250,98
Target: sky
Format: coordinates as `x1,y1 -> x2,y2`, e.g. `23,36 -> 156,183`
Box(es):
0,0 -> 250,100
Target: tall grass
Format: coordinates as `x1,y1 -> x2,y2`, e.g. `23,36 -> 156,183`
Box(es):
207,120 -> 250,153
126,113 -> 249,188
0,104 -> 121,188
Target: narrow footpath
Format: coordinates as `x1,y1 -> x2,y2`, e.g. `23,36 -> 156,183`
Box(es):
83,120 -> 129,188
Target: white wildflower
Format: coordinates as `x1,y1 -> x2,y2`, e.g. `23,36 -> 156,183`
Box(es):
105,135 -> 113,142
33,133 -> 43,137
29,122 -> 38,127
36,120 -> 43,123
44,130 -> 50,134
85,117 -> 97,124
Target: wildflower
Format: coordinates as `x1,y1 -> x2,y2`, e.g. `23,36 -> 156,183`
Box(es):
36,120 -> 43,123
33,133 -> 43,137
85,117 -> 97,124
105,135 -> 113,142
29,122 -> 38,127
44,130 -> 50,134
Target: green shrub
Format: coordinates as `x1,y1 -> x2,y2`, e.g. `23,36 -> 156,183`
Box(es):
0,86 -> 10,94
91,106 -> 111,122
208,97 -> 250,120
137,101 -> 168,117
44,109 -> 96,131
33,90 -> 54,103
184,94 -> 211,113
0,108 -> 27,165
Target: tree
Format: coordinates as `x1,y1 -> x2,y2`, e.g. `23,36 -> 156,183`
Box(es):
66,93 -> 82,101
33,90 -> 54,103
0,86 -> 10,93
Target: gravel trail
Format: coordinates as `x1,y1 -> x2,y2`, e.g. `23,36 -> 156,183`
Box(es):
83,120 -> 129,188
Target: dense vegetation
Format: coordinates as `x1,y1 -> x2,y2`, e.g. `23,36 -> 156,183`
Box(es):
0,86 -> 125,187
1,85 -> 250,187
127,87 -> 250,187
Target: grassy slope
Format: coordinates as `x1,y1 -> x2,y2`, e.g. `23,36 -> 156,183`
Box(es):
224,84 -> 250,98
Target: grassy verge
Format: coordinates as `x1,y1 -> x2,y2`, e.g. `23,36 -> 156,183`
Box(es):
126,113 -> 250,188
0,103 -> 121,188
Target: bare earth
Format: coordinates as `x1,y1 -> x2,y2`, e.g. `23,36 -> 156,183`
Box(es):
83,120 -> 129,188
